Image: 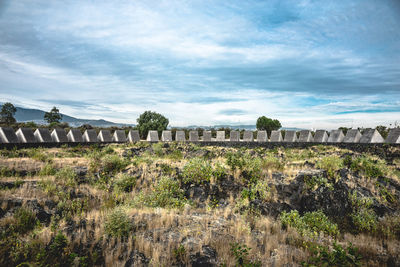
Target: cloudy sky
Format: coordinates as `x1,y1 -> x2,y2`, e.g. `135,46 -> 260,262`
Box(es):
1,0 -> 399,129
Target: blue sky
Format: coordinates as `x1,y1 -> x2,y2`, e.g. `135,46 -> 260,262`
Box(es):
0,0 -> 399,129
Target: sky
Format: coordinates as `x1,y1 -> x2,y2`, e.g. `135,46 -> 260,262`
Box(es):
0,0 -> 400,129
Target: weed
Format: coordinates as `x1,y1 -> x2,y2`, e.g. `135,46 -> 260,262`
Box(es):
230,242 -> 261,267
280,210 -> 339,238
350,157 -> 386,179
315,156 -> 343,179
182,158 -> 213,184
12,207 -> 38,235
132,177 -> 187,208
104,208 -> 133,238
55,167 -> 78,187
302,242 -> 361,267
349,192 -> 377,233
113,173 -> 136,193
173,244 -> 186,263
39,163 -> 57,176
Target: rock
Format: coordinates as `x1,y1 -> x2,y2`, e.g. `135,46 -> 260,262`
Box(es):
190,245 -> 217,267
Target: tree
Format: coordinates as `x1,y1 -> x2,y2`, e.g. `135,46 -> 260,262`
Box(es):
256,116 -> 282,136
44,106 -> 62,124
0,102 -> 17,125
136,111 -> 169,139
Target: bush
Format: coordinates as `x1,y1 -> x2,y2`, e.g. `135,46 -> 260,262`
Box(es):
12,207 -> 38,235
230,242 -> 261,267
350,157 -> 386,179
261,154 -> 283,171
315,156 -> 343,179
212,162 -> 227,181
349,192 -> 377,233
102,154 -> 129,174
182,158 -> 213,184
226,152 -> 262,183
104,208 -> 133,238
113,173 -> 136,193
280,210 -> 339,238
302,242 -> 361,267
132,177 -> 187,209
55,167 -> 78,187
39,163 -> 56,176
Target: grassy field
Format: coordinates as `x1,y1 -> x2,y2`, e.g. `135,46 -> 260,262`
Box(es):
0,143 -> 399,266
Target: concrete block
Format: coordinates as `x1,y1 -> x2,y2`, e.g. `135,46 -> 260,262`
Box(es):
328,130 -> 344,143
175,131 -> 186,141
229,130 -> 239,142
51,128 -> 68,143
360,129 -> 384,143
202,131 -> 211,142
343,129 -> 362,143
314,130 -> 328,143
127,130 -> 140,143
386,128 -> 400,144
189,131 -> 199,141
34,128 -> 52,143
67,129 -> 83,143
16,128 -> 36,143
0,127 -> 19,143
243,131 -> 254,142
83,129 -> 97,143
98,130 -> 112,142
216,131 -> 225,141
113,130 -> 127,143
161,130 -> 172,142
284,131 -> 297,142
298,130 -> 314,142
147,131 -> 159,142
256,131 -> 267,142
270,131 -> 282,142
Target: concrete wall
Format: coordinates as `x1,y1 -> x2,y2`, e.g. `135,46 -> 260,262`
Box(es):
1,127 -> 399,148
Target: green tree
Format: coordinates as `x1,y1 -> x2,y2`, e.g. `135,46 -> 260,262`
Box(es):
0,102 -> 17,125
136,111 -> 169,139
44,106 -> 63,124
256,116 -> 281,136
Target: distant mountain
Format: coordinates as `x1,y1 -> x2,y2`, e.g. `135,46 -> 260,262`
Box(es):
1,105 -> 134,127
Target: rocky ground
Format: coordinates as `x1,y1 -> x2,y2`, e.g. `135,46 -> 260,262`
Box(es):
0,143 -> 399,266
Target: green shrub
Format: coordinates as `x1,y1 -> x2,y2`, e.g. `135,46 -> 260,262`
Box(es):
304,175 -> 331,190
39,163 -> 57,176
113,173 -> 136,193
315,156 -> 343,179
226,152 -> 263,183
102,154 -> 129,174
55,167 -> 78,187
12,207 -> 38,235
104,208 -> 133,238
261,154 -> 283,171
182,158 -> 213,184
280,210 -> 339,238
302,242 -> 361,267
27,148 -> 50,162
230,242 -> 261,267
152,142 -> 164,157
167,149 -> 183,161
350,157 -> 386,179
241,180 -> 272,202
226,151 -> 246,171
132,177 -> 186,209
212,162 -> 227,181
0,166 -> 18,177
349,192 -> 377,233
